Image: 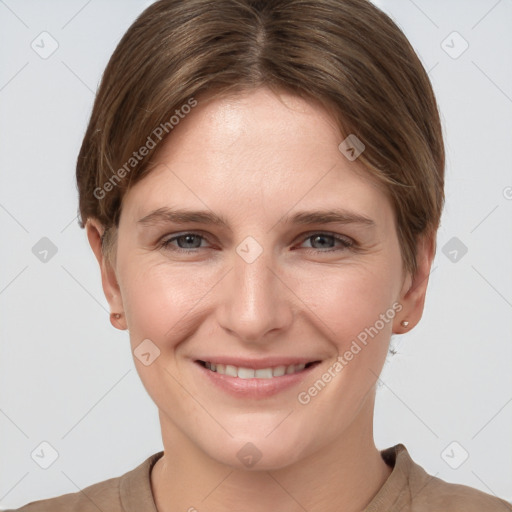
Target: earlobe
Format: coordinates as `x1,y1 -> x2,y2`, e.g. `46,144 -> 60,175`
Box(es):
109,312 -> 126,330
85,219 -> 127,330
393,233 -> 436,334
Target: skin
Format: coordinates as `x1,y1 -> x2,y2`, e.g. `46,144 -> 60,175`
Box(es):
87,88 -> 435,512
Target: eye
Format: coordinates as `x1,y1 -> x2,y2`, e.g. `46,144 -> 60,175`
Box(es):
159,231 -> 355,254
160,232 -> 210,252
298,232 -> 354,252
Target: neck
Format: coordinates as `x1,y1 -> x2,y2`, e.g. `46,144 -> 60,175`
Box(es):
151,397 -> 392,512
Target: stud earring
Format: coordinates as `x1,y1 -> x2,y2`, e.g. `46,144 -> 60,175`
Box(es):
109,312 -> 126,331
400,320 -> 409,328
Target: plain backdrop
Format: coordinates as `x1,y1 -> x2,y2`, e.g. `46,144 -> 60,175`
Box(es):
0,0 -> 511,508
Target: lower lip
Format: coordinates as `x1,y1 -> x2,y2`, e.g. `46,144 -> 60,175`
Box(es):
195,361 -> 320,399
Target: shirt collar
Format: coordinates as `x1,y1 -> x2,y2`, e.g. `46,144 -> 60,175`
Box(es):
120,451 -> 164,512
119,444 -> 425,511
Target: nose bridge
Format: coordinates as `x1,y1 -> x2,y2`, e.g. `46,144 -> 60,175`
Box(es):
237,241 -> 271,297
218,233 -> 291,341
234,234 -> 277,314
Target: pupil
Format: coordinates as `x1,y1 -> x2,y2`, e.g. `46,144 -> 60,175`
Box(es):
313,235 -> 332,248
181,235 -> 200,248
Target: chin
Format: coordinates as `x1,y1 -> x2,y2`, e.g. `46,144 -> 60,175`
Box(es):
210,437 -> 307,471
194,418 -> 315,471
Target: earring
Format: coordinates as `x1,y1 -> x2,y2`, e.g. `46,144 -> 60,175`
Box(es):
400,320 -> 409,328
109,312 -> 126,331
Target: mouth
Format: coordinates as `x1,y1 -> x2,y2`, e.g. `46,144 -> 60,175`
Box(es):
196,360 -> 321,379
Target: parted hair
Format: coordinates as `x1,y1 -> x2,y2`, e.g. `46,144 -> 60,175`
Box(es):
76,0 -> 445,276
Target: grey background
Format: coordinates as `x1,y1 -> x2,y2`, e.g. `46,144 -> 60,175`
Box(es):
0,0 -> 511,508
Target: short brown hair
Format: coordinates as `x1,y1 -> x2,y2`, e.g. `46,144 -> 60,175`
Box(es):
76,0 -> 445,276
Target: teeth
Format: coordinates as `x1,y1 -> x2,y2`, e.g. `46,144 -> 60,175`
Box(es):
238,367 -> 255,379
273,365 -> 286,377
225,365 -> 238,377
255,368 -> 273,379
204,362 -> 310,378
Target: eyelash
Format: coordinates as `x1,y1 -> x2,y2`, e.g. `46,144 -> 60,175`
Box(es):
159,231 -> 355,254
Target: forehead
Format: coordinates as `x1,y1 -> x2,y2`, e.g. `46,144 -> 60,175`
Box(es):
177,88 -> 341,156
121,88 -> 393,228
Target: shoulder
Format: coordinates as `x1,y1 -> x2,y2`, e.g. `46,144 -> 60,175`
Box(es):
415,472 -> 512,511
388,444 -> 512,512
2,452 -> 163,512
1,475 -> 122,512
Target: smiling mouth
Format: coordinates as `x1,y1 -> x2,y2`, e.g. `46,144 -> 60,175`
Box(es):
197,360 -> 321,379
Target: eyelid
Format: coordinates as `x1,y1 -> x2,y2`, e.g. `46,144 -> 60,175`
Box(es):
159,230 -> 213,249
159,230 -> 356,252
298,230 -> 354,245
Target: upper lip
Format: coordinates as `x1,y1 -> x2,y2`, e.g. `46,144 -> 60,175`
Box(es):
195,357 -> 321,370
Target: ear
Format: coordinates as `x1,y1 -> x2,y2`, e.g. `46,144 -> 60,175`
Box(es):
86,218 -> 127,330
393,232 -> 436,334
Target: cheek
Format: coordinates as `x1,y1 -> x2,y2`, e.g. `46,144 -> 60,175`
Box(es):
118,256 -> 219,346
294,261 -> 398,346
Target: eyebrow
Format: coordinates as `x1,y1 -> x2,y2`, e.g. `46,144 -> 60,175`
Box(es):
281,209 -> 375,227
137,207 -> 376,229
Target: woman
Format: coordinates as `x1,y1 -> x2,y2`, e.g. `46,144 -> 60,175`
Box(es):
6,0 -> 511,510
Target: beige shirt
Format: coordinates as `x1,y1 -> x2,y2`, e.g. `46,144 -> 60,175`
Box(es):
4,444 -> 511,511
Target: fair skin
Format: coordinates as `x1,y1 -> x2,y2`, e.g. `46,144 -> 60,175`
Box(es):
87,88 -> 434,512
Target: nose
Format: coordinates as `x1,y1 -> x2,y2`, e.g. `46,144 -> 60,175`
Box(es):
216,240 -> 293,344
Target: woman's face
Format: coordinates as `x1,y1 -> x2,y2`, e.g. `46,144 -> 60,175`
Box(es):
92,88 -> 430,470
